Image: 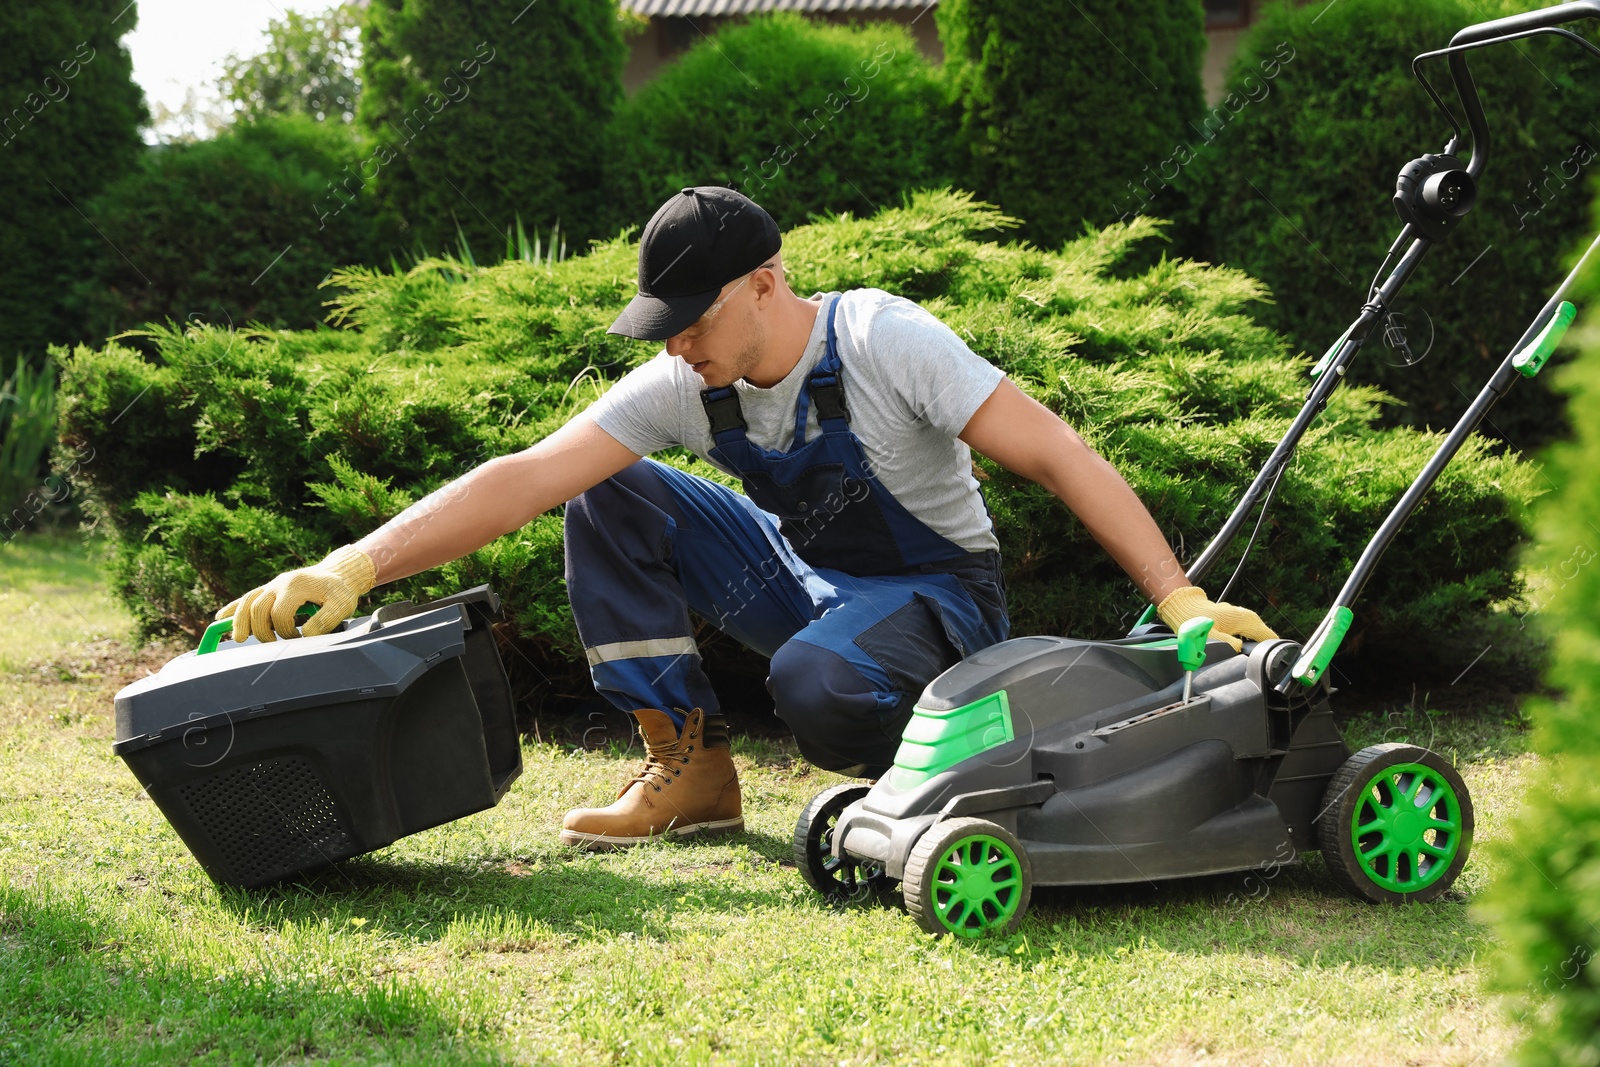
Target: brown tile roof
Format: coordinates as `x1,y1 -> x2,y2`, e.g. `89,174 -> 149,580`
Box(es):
622,0 -> 932,16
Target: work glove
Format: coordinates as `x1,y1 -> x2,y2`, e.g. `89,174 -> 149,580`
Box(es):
215,544 -> 376,644
1156,585 -> 1278,653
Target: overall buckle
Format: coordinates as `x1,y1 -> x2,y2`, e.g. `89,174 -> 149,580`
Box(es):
811,379 -> 848,423
701,389 -> 747,435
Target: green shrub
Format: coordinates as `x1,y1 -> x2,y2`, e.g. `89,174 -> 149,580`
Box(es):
0,0 -> 147,367
603,14 -> 953,234
936,0 -> 1207,250
68,113 -> 386,341
54,190 -> 1539,715
1183,0 -> 1600,449
358,0 -> 625,255
1480,221 -> 1600,1067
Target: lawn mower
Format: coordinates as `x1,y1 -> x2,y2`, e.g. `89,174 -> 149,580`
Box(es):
795,1 -> 1600,937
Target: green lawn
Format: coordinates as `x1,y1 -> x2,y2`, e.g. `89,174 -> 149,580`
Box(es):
0,532 -> 1531,1065
0,532 -> 129,675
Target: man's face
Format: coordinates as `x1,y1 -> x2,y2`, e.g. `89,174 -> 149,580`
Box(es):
664,267 -> 771,388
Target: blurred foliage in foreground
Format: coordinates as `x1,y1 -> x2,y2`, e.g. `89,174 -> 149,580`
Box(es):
1482,209 -> 1600,1067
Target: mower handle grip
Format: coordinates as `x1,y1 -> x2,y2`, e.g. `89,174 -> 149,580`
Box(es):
1441,2 -> 1600,179
197,600 -> 324,654
1449,1 -> 1600,45
198,618 -> 234,655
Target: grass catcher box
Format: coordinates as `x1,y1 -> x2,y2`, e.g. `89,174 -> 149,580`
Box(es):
113,586 -> 522,888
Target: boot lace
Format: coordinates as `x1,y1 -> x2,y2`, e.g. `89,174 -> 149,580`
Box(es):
627,732 -> 694,792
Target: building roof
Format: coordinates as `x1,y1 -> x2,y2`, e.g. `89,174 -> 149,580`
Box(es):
622,0 -> 931,16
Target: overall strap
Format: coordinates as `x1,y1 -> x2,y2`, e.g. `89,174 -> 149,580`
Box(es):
700,385 -> 747,446
792,295 -> 850,447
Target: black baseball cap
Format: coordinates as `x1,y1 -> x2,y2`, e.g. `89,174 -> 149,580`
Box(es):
607,186 -> 783,341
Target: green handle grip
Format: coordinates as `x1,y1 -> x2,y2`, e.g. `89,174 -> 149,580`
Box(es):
1512,300 -> 1577,378
1291,605 -> 1354,685
1310,322 -> 1355,380
1176,616 -> 1214,673
197,618 -> 234,655
197,601 -> 326,653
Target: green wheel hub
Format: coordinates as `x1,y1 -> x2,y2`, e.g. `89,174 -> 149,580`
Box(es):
1350,762 -> 1463,893
930,834 -> 1024,937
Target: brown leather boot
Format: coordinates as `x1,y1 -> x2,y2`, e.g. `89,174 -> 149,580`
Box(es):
560,707 -> 743,850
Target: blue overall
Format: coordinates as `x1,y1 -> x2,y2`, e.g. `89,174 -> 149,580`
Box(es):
565,294 -> 1009,774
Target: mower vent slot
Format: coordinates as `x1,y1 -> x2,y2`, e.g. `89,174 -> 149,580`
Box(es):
177,757 -> 352,884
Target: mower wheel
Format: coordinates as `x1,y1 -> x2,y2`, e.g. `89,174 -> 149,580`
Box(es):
1317,743 -> 1473,904
793,783 -> 891,904
903,817 -> 1032,938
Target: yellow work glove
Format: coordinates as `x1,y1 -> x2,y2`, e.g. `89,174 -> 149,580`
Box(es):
1156,585 -> 1278,653
215,544 -> 376,644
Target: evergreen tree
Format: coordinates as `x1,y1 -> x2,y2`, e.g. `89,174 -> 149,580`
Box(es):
219,1 -> 365,126
604,14 -> 952,236
358,0 -> 625,255
0,0 -> 148,365
936,0 -> 1206,249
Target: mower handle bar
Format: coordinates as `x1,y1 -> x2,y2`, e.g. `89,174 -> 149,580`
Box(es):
1282,229 -> 1597,692
1179,1 -> 1600,596
1326,230 -> 1600,622
1420,2 -> 1600,180
1182,229 -> 1431,588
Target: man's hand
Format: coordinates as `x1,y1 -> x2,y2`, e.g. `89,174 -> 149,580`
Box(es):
1157,585 -> 1278,653
215,544 -> 376,643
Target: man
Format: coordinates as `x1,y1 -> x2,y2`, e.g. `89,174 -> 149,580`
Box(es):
217,187 -> 1276,850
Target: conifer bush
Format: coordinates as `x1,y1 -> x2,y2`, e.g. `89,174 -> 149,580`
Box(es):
69,114 -> 385,342
54,191 -> 1539,715
0,0 -> 147,367
603,14 -> 953,235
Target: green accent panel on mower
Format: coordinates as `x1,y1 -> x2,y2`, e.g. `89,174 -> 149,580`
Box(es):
1512,300 -> 1577,378
931,833 -> 1026,937
1134,603 -> 1158,628
1350,761 -> 1464,893
1293,605 -> 1354,685
890,691 -> 1015,790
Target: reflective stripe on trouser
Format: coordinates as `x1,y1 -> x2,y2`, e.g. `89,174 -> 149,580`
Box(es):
563,458 -> 1008,771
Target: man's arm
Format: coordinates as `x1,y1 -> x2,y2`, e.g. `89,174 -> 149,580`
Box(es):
359,413 -> 642,583
957,378 -> 1188,604
958,377 -> 1279,649
218,413 -> 641,641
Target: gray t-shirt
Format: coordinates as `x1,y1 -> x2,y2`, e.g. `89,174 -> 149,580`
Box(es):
587,288 -> 1006,554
